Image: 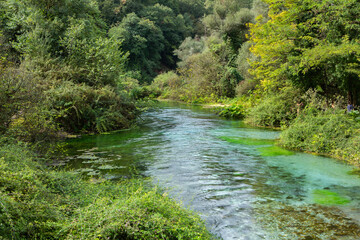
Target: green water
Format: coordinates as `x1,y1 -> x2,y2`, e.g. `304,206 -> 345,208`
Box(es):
61,102 -> 360,239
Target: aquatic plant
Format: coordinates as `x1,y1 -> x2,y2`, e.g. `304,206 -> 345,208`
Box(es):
220,136 -> 274,145
312,189 -> 350,205
257,146 -> 294,156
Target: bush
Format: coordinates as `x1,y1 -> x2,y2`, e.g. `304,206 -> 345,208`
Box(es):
280,110 -> 360,166
149,71 -> 185,100
46,82 -> 137,133
60,185 -> 211,239
245,86 -> 302,127
0,65 -> 39,133
219,104 -> 246,119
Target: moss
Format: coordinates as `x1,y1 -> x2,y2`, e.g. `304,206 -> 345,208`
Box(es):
220,136 -> 274,145
257,146 -> 294,156
312,189 -> 350,205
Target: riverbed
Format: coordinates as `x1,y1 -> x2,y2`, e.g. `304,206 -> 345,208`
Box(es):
62,102 -> 360,239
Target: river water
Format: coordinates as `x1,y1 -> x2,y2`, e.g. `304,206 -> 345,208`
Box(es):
62,102 -> 360,239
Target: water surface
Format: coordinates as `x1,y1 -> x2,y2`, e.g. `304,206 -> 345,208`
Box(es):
62,102 -> 360,239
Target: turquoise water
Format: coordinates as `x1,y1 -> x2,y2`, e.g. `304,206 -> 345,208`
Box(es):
61,102 -> 360,239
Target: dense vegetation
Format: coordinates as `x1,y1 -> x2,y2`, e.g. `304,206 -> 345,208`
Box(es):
0,0 -> 212,238
151,0 -> 360,167
1,0 -> 360,238
0,0 -> 208,139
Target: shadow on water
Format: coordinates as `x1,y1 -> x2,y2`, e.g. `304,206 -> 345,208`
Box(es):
60,102 -> 360,239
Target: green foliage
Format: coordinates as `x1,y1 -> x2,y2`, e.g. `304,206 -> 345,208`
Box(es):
0,65 -> 34,133
0,141 -> 213,239
140,3 -> 190,68
249,0 -> 360,103
149,71 -> 183,99
245,86 -> 302,127
174,36 -> 206,67
219,104 -> 246,119
280,110 -> 360,166
47,82 -> 137,133
109,13 -> 165,83
61,33 -> 129,86
60,186 -> 211,239
223,9 -> 254,51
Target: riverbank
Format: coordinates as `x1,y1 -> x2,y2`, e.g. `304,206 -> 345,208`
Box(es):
0,138 -> 212,239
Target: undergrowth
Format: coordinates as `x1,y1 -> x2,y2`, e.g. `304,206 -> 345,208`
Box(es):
280,110 -> 360,166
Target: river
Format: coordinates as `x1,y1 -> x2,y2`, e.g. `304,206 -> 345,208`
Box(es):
61,102 -> 360,239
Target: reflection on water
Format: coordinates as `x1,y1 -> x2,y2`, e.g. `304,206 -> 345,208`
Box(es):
62,102 -> 360,239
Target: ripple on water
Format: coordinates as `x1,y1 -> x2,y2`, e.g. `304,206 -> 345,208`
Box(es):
63,104 -> 360,240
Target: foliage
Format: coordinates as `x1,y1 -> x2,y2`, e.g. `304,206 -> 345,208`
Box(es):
245,85 -> 302,127
249,0 -> 360,103
60,186 -> 211,239
0,65 -> 36,133
46,82 -> 137,133
61,34 -> 129,86
109,13 -> 165,83
280,110 -> 360,166
219,104 -> 246,119
174,36 -> 206,67
0,140 -> 213,239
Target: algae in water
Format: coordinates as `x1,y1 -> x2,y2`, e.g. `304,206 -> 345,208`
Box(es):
258,146 -> 294,156
220,136 -> 274,145
312,189 -> 350,205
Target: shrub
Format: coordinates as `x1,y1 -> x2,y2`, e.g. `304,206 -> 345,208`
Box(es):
219,104 -> 246,119
60,185 -> 212,239
245,86 -> 302,127
280,110 -> 360,166
0,65 -> 39,133
46,82 -> 137,133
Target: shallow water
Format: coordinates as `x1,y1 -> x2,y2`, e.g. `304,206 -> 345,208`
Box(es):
62,102 -> 360,239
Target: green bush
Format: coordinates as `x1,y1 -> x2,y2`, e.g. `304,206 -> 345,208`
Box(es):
46,82 -> 137,133
245,86 -> 302,127
60,186 -> 211,240
0,65 -> 39,134
280,110 -> 360,166
219,104 -> 246,119
0,140 -> 213,239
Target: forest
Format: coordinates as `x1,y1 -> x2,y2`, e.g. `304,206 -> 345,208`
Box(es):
0,0 -> 360,239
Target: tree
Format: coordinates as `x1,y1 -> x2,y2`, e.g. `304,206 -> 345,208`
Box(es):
249,0 -> 360,104
109,13 -> 165,83
140,4 -> 189,68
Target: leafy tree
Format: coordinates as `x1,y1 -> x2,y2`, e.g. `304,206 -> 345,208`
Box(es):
174,36 -> 206,67
109,13 -> 165,83
223,9 -> 254,51
140,4 -> 189,68
249,0 -> 360,104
